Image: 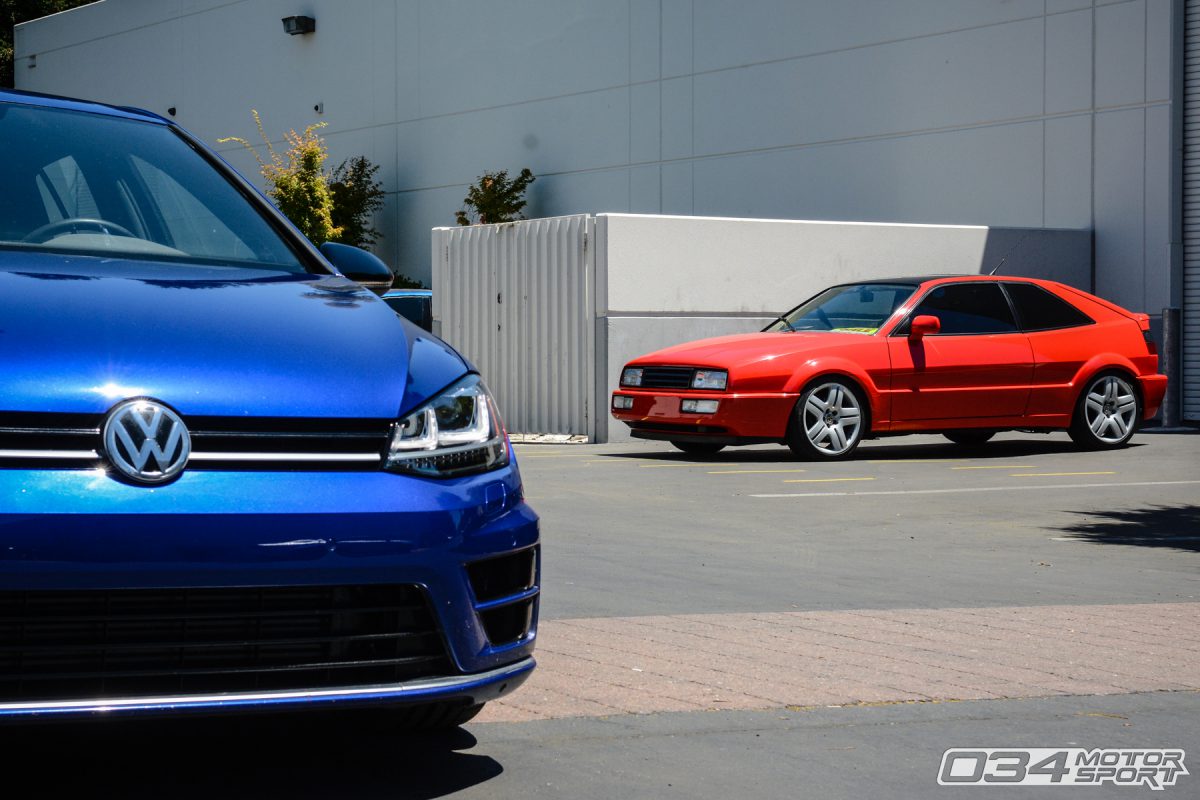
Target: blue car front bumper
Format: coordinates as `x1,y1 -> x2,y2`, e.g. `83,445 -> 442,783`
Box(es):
0,462 -> 539,720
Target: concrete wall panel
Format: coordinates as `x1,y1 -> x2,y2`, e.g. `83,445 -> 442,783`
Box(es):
1145,102 -> 1173,314
629,165 -> 662,214
691,122 -> 1045,227
1094,108 -> 1147,311
630,0 -> 662,83
394,88 -> 630,190
692,19 -> 1043,157
691,0 -> 1044,74
1046,10 -> 1094,114
661,0 -> 693,79
661,162 -> 694,215
1048,0 -> 1093,13
1146,0 -> 1173,103
530,169 -> 631,220
1044,115 -> 1094,229
1096,0 -> 1147,108
414,0 -> 629,118
630,82 -> 661,164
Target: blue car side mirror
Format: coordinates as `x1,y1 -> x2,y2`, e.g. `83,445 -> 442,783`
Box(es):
319,241 -> 393,296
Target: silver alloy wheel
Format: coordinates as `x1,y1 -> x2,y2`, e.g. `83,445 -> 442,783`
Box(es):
1083,375 -> 1138,444
801,382 -> 863,456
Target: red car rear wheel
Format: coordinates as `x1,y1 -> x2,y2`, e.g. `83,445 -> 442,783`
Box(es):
1068,372 -> 1140,449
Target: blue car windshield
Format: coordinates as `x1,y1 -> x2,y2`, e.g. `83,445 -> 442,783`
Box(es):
766,283 -> 917,334
0,102 -> 305,272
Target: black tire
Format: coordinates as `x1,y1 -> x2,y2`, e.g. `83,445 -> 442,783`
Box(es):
786,378 -> 868,460
1068,371 -> 1140,450
670,441 -> 726,456
943,431 -> 995,446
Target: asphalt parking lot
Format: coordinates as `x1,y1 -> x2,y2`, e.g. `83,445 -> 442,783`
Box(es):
8,430 -> 1198,798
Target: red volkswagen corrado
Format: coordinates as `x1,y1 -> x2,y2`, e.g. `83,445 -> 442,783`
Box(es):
611,276 -> 1167,459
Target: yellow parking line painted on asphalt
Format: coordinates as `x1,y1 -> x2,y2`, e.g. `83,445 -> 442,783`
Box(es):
707,469 -> 809,475
951,465 -> 1036,470
640,463 -> 714,469
867,458 -> 966,464
782,477 -> 876,484
1010,471 -> 1117,478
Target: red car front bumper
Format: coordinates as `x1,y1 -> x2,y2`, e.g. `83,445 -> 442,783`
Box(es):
611,390 -> 797,442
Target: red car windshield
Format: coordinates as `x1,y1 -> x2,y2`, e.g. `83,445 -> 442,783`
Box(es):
768,283 -> 916,334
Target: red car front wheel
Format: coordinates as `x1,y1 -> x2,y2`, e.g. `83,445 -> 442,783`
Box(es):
787,379 -> 867,460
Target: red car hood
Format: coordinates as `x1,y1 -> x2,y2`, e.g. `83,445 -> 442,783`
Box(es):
634,331 -> 877,369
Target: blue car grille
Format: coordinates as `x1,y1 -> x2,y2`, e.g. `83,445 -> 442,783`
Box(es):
0,412 -> 391,470
0,585 -> 453,702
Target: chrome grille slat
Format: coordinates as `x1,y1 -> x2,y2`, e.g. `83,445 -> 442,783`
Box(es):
0,412 -> 391,470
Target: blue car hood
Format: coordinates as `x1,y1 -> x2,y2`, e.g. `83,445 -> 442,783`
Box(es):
0,255 -> 467,419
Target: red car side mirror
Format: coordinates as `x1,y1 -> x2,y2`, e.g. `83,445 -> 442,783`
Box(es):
909,315 -> 941,340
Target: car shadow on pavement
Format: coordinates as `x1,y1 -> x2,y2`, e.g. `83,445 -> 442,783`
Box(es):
1056,504 -> 1200,553
0,712 -> 503,798
606,438 -> 1130,463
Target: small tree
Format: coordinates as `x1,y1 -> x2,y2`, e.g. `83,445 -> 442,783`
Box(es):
329,156 -> 385,248
221,112 -> 424,288
219,110 -> 341,244
455,168 -> 535,226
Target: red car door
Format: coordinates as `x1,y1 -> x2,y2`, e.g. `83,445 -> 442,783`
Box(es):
1001,281 -> 1098,418
887,282 -> 1034,422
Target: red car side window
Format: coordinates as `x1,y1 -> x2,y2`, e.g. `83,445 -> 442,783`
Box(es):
900,283 -> 1018,335
1003,282 -> 1094,331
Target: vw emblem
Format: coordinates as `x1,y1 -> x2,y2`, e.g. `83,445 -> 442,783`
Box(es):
102,399 -> 191,484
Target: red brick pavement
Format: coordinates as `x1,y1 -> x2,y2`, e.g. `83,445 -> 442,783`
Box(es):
477,602 -> 1200,723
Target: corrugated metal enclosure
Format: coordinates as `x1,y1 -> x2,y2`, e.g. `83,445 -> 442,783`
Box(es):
1185,0 -> 1200,421
431,216 -> 596,437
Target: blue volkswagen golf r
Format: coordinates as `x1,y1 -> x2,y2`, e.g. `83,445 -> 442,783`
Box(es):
0,90 -> 538,726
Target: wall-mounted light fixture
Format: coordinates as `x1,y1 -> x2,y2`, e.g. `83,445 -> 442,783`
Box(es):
282,16 -> 316,35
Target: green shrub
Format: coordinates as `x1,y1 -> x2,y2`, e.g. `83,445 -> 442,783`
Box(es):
455,168 -> 535,226
219,111 -> 340,244
329,156 -> 386,248
221,111 -> 426,288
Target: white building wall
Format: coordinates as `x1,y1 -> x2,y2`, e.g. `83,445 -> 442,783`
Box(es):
14,0 -> 1180,319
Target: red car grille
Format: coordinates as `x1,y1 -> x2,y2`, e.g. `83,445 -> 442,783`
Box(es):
636,367 -> 696,389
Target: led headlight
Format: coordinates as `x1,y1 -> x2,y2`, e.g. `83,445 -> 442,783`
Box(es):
692,369 -> 728,390
621,367 -> 644,387
387,374 -> 509,477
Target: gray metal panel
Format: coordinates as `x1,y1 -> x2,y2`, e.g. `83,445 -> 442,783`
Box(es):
432,216 -> 595,436
1184,1 -> 1200,419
